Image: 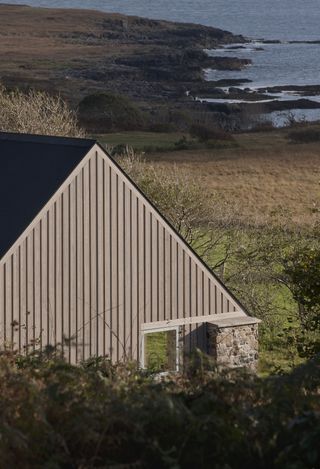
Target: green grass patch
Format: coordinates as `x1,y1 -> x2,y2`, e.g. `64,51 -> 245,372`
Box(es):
97,131 -> 189,152
96,131 -> 236,153
31,59 -> 74,70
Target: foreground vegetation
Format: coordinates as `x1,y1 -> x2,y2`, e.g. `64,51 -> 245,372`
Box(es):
0,352 -> 319,468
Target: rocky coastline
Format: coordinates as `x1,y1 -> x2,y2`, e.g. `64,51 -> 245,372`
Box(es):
0,4 -> 247,102
199,42 -> 320,121
0,4 -> 319,129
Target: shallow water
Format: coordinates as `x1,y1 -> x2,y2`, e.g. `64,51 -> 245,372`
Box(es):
204,41 -> 320,117
206,42 -> 320,89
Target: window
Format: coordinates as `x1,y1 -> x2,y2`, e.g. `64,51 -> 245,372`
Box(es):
141,327 -> 180,372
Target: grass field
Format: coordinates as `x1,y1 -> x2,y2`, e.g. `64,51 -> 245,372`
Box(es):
97,132 -> 186,152
99,126 -> 320,227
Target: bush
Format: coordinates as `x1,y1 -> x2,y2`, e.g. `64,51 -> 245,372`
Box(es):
79,92 -> 145,132
0,84 -> 84,137
288,128 -> 320,143
0,352 -> 320,468
148,122 -> 175,133
250,121 -> 275,132
147,109 -> 193,133
168,110 -> 193,132
114,147 -> 213,242
174,135 -> 193,150
189,123 -> 233,142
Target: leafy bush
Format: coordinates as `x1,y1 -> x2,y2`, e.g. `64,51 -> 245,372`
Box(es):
284,247 -> 320,311
0,352 -> 319,468
282,246 -> 320,358
288,128 -> 320,143
79,92 -> 145,132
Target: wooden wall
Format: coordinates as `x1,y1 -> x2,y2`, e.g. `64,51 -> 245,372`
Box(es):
0,145 -> 243,362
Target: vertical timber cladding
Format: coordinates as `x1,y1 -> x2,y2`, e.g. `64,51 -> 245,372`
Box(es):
0,144 -> 242,363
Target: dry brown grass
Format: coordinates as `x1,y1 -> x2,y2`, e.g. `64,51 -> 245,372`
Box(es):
145,128 -> 320,227
0,4 -> 229,107
1,5 -> 319,227
0,5 -> 160,102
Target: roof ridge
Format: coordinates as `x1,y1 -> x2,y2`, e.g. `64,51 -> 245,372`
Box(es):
0,131 -> 95,148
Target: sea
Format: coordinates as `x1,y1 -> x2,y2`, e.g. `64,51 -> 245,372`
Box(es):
3,0 -> 320,124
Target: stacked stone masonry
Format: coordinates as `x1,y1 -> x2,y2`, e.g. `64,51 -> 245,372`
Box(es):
207,322 -> 259,371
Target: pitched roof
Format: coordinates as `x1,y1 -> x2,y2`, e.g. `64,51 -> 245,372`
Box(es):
0,132 -> 95,258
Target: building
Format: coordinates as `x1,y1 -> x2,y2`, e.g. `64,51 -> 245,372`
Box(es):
0,132 -> 260,370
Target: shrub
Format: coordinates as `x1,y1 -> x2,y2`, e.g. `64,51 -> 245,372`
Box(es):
0,353 -> 320,468
250,120 -> 275,132
114,147 -> 213,240
189,123 -> 233,142
148,122 -> 174,132
147,110 -> 192,133
174,135 -> 193,150
0,84 -> 84,137
288,128 -> 320,143
78,92 -> 145,131
168,110 -> 193,132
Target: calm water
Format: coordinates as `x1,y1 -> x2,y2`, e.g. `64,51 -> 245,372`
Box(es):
3,0 -> 320,117
2,0 -> 320,41
206,42 -> 320,89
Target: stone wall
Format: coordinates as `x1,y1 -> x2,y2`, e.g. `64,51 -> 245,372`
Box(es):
207,320 -> 259,371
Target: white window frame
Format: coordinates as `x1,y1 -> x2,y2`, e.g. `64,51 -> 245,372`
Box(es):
140,325 -> 180,372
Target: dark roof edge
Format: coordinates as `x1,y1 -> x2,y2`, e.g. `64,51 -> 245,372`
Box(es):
96,142 -> 251,317
0,131 -> 96,148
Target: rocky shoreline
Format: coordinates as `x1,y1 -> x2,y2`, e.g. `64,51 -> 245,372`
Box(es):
0,4 -> 319,129
0,4 -> 248,103
198,41 -> 320,121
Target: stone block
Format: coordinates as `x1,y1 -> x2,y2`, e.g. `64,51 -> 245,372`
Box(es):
207,320 -> 259,371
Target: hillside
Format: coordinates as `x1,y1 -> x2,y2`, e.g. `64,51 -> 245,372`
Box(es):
0,4 -> 245,106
